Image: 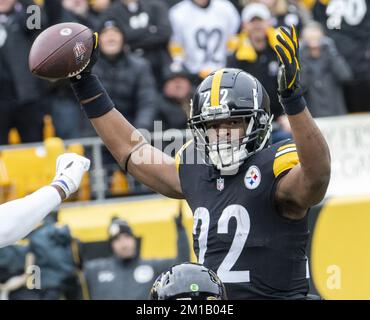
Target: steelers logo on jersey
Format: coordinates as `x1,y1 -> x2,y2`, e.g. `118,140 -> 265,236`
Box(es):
244,165 -> 261,190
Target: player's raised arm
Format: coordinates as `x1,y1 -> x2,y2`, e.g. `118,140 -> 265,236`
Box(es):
29,25 -> 183,199
0,154 -> 90,248
69,33 -> 183,199
273,26 -> 331,218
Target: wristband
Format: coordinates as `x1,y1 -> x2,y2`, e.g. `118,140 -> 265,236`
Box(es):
279,93 -> 307,116
71,74 -> 114,118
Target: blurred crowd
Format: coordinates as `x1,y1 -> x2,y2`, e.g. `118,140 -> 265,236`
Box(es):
0,0 -> 369,146
0,209 -> 190,300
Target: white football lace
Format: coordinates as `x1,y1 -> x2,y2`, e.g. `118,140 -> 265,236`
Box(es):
67,59 -> 90,78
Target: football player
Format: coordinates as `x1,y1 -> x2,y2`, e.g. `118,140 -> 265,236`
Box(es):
0,153 -> 90,248
69,26 -> 330,299
150,262 -> 227,300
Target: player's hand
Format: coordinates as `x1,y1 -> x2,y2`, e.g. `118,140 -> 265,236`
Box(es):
51,153 -> 90,199
71,32 -> 99,82
274,25 -> 301,97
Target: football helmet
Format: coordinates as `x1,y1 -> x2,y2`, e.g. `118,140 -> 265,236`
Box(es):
188,68 -> 273,173
149,262 -> 227,300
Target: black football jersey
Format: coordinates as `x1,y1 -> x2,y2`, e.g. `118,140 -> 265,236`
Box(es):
176,139 -> 310,299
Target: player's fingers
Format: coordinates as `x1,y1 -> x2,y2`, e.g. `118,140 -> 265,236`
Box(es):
291,25 -> 299,51
73,155 -> 90,171
274,45 -> 290,68
82,159 -> 91,171
274,45 -> 284,64
295,56 -> 301,71
280,27 -> 296,57
276,35 -> 295,65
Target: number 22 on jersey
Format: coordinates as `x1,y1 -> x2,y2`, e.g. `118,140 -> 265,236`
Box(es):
193,204 -> 250,283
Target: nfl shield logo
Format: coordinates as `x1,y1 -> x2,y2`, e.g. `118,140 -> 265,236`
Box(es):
73,42 -> 87,64
216,178 -> 224,191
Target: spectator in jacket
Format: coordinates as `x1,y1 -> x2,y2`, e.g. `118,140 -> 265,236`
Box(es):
256,0 -> 305,33
0,0 -> 47,144
84,212 -> 190,300
300,22 -> 353,118
93,20 -> 158,132
227,3 -> 291,143
0,243 -> 34,300
44,0 -> 101,139
312,0 -> 370,113
59,0 -> 98,29
28,214 -> 85,300
157,62 -> 192,131
90,0 -> 111,20
102,0 -> 172,85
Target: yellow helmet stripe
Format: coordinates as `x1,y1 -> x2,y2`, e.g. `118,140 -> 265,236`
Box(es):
210,69 -> 225,107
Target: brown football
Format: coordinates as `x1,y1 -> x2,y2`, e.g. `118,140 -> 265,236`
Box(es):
29,22 -> 94,80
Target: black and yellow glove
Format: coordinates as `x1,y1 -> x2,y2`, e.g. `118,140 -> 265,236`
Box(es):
274,25 -> 306,115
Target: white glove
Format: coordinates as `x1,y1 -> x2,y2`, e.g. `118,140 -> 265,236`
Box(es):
51,153 -> 90,199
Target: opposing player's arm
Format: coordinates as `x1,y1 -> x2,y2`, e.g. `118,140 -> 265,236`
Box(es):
0,154 -> 90,248
273,26 -> 331,218
89,108 -> 183,199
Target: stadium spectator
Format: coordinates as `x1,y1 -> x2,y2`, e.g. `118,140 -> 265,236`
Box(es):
300,22 -> 352,118
311,0 -> 370,113
169,0 -> 240,84
90,0 -> 111,20
94,20 -> 158,132
43,0 -> 100,139
227,3 -> 291,142
0,0 -> 47,144
44,0 -> 97,28
256,0 -> 306,33
27,213 -> 86,300
0,243 -> 34,300
163,0 -> 182,8
102,0 -> 172,85
83,212 -> 190,300
157,63 -> 192,130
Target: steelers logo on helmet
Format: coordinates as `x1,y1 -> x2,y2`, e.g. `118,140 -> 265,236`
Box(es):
188,68 -> 273,174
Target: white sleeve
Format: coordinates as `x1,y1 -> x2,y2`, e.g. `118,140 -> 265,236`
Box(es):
0,186 -> 61,248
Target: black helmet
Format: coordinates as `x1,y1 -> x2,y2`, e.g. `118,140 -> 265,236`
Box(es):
149,263 -> 227,300
188,68 -> 273,173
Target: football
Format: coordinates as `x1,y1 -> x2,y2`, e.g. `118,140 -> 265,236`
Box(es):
29,22 -> 94,80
